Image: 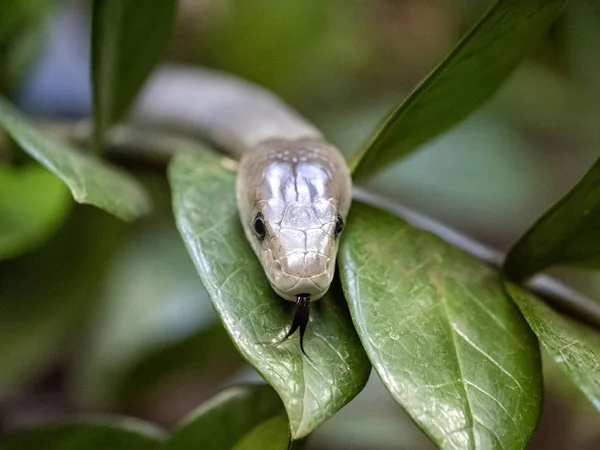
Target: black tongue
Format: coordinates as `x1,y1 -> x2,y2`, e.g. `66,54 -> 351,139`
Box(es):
279,293 -> 311,357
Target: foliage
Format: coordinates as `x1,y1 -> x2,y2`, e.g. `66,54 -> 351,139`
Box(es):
339,203 -> 541,447
91,0 -> 177,148
505,157 -> 600,280
0,385 -> 293,450
506,284 -> 600,409
169,149 -> 370,439
349,0 -> 568,179
0,98 -> 151,221
0,419 -> 165,450
1,0 -> 600,449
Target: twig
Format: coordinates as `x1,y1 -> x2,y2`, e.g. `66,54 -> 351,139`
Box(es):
43,121 -> 600,329
353,188 -> 600,328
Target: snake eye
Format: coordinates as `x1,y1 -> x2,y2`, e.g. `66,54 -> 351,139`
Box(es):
334,214 -> 344,237
253,213 -> 266,240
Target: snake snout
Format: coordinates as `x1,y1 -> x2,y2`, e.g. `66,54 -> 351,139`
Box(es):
271,251 -> 333,300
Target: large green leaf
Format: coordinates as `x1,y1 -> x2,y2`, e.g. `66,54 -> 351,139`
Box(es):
350,0 -> 567,179
0,419 -> 164,450
92,0 -> 178,146
504,157 -> 600,280
166,384 -> 289,450
0,97 -> 151,221
0,164 -> 71,260
339,202 -> 542,449
506,283 -> 600,410
169,149 -> 371,439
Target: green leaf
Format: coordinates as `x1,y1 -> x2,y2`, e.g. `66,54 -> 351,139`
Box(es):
0,164 -> 71,260
350,0 -> 567,179
0,419 -> 165,450
92,0 -> 178,146
0,97 -> 151,221
339,202 -> 542,449
169,149 -> 371,439
166,384 -> 289,450
504,157 -> 600,280
506,283 -> 600,410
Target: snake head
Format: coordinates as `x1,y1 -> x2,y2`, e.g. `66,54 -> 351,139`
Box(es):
258,200 -> 343,301
236,138 -> 352,303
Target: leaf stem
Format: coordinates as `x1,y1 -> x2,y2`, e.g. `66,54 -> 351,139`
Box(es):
353,188 -> 600,329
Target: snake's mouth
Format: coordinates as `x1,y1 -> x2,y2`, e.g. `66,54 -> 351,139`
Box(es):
279,293 -> 311,357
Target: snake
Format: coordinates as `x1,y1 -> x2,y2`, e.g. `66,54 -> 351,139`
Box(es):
131,66 -> 600,339
135,66 -> 353,354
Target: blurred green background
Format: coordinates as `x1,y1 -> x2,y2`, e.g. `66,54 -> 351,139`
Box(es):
1,0 -> 600,448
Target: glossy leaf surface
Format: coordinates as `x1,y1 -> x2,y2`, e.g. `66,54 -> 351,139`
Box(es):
339,202 -> 542,449
169,148 -> 370,439
507,283 -> 600,410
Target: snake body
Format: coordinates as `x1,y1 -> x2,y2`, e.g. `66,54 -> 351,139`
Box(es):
136,66 -> 352,350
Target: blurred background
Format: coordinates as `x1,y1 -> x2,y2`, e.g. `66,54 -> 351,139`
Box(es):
1,0 -> 600,448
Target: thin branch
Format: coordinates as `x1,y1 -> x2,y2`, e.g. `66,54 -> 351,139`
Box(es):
43,121 -> 600,329
353,189 -> 600,329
